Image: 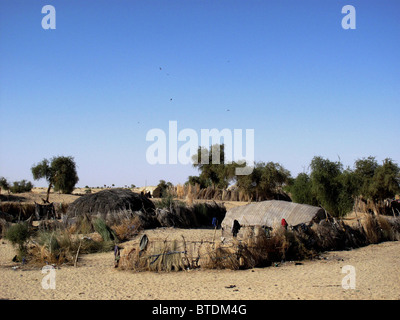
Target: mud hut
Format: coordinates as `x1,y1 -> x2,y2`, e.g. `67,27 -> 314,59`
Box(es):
221,200 -> 326,232
65,188 -> 159,228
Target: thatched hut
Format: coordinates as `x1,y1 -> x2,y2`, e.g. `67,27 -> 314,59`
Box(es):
221,200 -> 326,232
65,188 -> 159,228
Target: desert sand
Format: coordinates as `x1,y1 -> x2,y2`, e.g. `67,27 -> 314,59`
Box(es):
1,190 -> 399,300
1,226 -> 400,300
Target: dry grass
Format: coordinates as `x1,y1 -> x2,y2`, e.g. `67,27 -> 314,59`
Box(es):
28,227 -> 115,266
361,214 -> 400,243
110,216 -> 143,242
119,237 -> 188,272
0,202 -> 35,221
117,214 -> 400,273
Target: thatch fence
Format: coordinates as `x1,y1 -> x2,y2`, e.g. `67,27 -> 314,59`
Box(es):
116,213 -> 400,272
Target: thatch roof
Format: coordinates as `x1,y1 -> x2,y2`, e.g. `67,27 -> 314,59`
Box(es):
221,200 -> 326,230
65,188 -> 158,227
155,202 -> 226,228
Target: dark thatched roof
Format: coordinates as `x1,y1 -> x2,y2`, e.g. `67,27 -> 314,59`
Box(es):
65,188 -> 157,227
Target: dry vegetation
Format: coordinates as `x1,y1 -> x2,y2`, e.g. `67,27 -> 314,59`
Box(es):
117,214 -> 400,272
1,189 -> 400,273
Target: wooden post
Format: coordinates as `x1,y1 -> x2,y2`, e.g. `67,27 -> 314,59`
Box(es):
74,241 -> 82,267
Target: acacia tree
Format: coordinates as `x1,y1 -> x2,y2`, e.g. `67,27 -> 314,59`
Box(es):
289,173 -> 318,206
157,179 -> 173,197
369,158 -> 400,202
290,156 -> 400,217
31,156 -> 79,202
353,156 -> 379,199
309,156 -> 343,215
191,144 -> 236,189
236,161 -> 291,200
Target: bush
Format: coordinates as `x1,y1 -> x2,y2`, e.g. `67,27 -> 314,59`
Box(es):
5,222 -> 30,259
34,229 -> 114,265
93,218 -> 117,242
154,193 -> 185,209
9,180 -> 33,193
289,173 -> 318,206
0,177 -> 10,193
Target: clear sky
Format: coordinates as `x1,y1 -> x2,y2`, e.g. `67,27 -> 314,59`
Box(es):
0,0 -> 399,188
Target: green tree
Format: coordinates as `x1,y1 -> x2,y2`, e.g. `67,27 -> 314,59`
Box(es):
157,180 -> 173,198
10,180 -> 33,193
309,156 -> 343,216
236,161 -> 291,200
192,144 -> 237,189
0,177 -> 10,194
186,175 -> 210,189
289,173 -> 318,206
353,156 -> 379,199
369,158 -> 400,202
353,156 -> 400,202
337,168 -> 359,216
31,156 -> 79,202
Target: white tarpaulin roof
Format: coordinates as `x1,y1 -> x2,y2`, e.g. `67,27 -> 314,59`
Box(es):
222,200 -> 326,229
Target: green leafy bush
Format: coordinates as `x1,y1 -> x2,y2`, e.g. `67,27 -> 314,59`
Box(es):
93,218 -> 117,242
5,222 -> 30,259
9,180 -> 33,193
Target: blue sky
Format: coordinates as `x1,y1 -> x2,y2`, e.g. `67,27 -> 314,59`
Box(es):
0,0 -> 399,188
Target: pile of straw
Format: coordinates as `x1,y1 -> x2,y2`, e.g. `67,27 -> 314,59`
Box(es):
154,202 -> 226,228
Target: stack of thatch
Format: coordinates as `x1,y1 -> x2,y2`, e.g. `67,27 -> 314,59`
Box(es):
155,202 -> 226,228
65,188 -> 159,228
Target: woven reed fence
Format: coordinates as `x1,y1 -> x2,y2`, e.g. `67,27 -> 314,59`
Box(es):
116,214 -> 400,272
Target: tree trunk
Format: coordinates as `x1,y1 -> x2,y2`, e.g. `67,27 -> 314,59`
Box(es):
45,183 -> 52,203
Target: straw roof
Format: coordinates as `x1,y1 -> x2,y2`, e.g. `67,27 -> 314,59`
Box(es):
66,188 -> 157,226
221,200 -> 326,230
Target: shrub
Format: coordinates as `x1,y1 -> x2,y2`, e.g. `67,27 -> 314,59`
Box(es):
154,193 -> 185,209
33,227 -> 115,265
5,222 -> 30,259
93,218 -> 117,242
0,177 -> 10,193
288,173 -> 318,206
9,180 -> 33,193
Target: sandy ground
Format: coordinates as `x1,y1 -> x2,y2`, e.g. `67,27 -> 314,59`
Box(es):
1,227 -> 400,300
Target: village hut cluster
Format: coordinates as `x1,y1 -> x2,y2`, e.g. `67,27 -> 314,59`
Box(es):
1,187 -> 400,271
